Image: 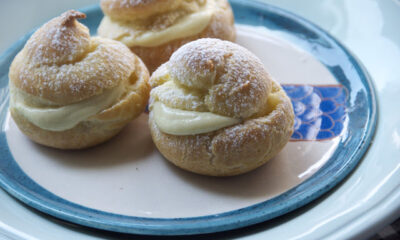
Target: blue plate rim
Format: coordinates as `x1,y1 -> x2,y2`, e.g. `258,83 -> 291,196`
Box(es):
0,0 -> 377,236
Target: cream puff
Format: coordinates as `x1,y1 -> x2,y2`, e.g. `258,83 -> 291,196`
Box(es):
8,10 -> 150,149
148,38 -> 294,176
98,0 -> 236,73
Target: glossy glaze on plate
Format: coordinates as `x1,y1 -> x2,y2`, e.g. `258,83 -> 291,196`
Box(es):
0,1 -> 376,236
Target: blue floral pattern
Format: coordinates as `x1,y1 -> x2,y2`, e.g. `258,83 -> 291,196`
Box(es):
282,85 -> 347,140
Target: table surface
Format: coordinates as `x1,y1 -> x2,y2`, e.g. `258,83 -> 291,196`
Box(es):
1,1 -> 400,240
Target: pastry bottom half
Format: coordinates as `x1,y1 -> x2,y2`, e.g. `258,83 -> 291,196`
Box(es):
149,81 -> 294,176
10,58 -> 150,149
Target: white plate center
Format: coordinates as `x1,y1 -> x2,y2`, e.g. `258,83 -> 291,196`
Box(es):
5,25 -> 339,218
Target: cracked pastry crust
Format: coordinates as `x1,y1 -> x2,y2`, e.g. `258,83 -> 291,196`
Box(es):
98,0 -> 236,73
9,10 -> 150,149
149,39 -> 294,176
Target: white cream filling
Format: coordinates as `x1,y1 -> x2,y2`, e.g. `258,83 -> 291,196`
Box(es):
9,84 -> 124,131
99,0 -> 215,47
152,102 -> 240,135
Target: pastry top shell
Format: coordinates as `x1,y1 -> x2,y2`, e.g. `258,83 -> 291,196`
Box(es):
9,10 -> 137,105
150,38 -> 272,119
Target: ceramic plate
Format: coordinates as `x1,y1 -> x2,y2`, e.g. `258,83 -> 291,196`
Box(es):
0,0 -> 376,236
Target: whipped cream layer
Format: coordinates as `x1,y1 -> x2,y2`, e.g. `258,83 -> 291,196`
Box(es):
99,0 -> 215,47
152,102 -> 240,135
9,84 -> 124,131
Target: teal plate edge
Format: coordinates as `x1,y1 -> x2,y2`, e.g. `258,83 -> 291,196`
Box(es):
0,0 -> 377,236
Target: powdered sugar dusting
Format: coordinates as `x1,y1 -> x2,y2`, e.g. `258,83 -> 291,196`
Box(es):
107,0 -> 158,9
10,11 -> 136,104
25,10 -> 90,66
102,0 -> 206,32
150,81 -> 207,111
164,38 -> 271,118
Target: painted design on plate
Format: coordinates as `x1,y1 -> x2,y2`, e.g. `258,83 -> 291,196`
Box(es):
283,85 -> 347,140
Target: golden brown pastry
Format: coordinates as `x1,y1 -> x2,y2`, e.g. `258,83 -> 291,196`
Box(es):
148,38 -> 294,176
98,0 -> 236,73
8,10 -> 150,149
